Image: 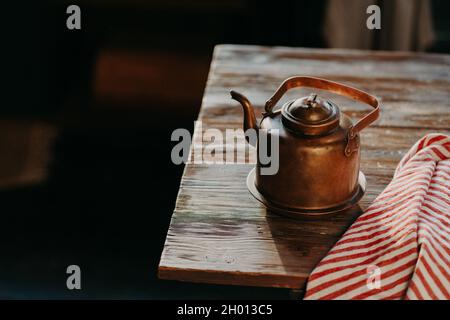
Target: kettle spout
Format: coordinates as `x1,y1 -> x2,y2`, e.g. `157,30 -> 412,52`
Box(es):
230,90 -> 258,146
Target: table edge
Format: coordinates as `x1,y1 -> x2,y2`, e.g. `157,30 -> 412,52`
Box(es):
158,265 -> 309,289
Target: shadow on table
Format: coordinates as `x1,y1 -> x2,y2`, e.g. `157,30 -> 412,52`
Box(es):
264,205 -> 362,294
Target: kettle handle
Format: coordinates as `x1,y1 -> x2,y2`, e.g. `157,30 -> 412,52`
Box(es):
264,76 -> 380,138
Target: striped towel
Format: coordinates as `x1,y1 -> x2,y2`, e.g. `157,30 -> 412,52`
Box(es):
304,133 -> 450,300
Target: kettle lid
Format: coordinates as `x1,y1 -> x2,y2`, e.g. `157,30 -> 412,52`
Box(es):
281,93 -> 340,135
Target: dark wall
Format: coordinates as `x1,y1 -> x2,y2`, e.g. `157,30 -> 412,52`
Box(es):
4,0 -> 449,117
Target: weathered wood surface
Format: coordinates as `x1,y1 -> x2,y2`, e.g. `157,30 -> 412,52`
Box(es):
159,45 -> 450,289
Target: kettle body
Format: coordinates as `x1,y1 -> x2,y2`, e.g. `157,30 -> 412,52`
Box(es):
231,76 -> 380,218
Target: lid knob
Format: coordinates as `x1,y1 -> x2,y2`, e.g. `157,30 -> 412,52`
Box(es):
281,93 -> 340,135
306,93 -> 318,104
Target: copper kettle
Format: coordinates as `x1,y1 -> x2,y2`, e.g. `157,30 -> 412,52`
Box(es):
231,76 -> 380,219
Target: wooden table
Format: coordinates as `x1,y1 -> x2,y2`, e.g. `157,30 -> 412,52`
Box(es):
158,45 -> 450,293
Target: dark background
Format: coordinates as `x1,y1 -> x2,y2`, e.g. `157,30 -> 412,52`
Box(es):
0,0 -> 449,298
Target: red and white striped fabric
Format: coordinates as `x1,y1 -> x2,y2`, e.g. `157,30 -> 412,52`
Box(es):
304,133 -> 450,300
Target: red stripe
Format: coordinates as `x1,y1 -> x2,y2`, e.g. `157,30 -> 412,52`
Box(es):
346,202 -> 417,236
435,169 -> 450,180
431,147 -> 446,160
417,137 -> 426,152
370,172 -> 432,202
328,222 -> 414,257
434,166 -> 450,176
307,247 -> 417,292
406,157 -> 435,163
415,267 -> 438,299
376,179 -> 430,202
309,237 -> 416,281
427,190 -> 450,206
419,210 -> 450,236
355,189 -> 425,224
430,177 -> 450,191
408,281 -> 424,300
325,216 -> 416,259
426,197 -> 450,216
425,179 -> 450,190
348,204 -> 417,235
421,241 -> 450,283
419,206 -> 450,230
418,225 -> 450,258
318,259 -> 416,300
352,273 -> 412,300
374,172 -> 430,198
420,233 -> 450,272
336,217 -> 416,247
381,290 -> 405,300
425,195 -> 450,214
359,192 -> 420,220
360,194 -> 418,221
382,168 -> 432,189
420,221 -> 450,251
429,185 -> 450,197
343,206 -> 416,238
364,192 -> 421,217
426,135 -> 448,146
320,236 -> 417,266
420,254 -> 450,299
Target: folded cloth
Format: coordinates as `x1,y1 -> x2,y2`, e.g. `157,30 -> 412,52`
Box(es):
304,134 -> 450,300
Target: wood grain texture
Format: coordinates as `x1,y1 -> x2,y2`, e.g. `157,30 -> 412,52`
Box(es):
158,45 -> 450,290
